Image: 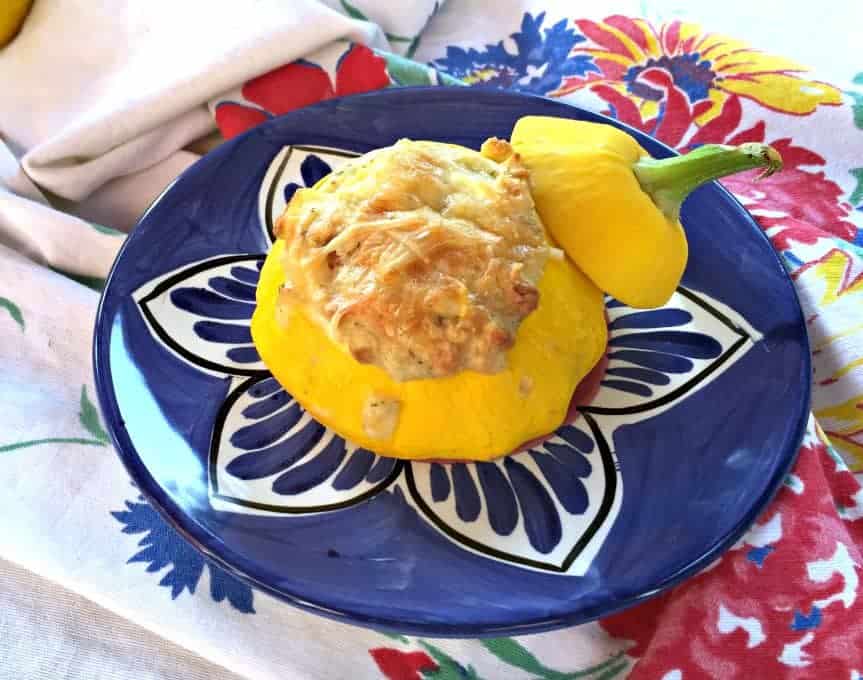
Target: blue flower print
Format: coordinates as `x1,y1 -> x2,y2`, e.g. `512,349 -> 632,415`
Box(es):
431,12 -> 598,95
112,496 -> 255,614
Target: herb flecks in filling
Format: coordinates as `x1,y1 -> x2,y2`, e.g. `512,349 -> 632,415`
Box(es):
274,139 -> 552,382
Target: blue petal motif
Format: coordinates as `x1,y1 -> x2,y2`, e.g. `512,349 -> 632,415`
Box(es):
608,330 -> 722,359
587,291 -> 755,412
284,154 -> 333,205
248,377 -> 282,398
476,463 -> 519,536
624,54 -> 714,103
599,379 -> 653,397
607,349 -> 694,374
531,446 -> 590,515
746,545 -> 774,568
609,309 -> 693,331
366,456 -> 398,484
229,420 -> 326,479
422,425 -> 600,542
230,402 -> 305,451
301,155 -> 332,187
332,448 -> 376,490
791,606 -> 822,631
605,366 -> 671,385
531,451 -> 589,515
430,463 -> 451,502
112,497 -> 255,613
261,146 -> 359,243
404,419 -> 617,572
505,457 -> 561,554
211,377 -> 402,512
226,414 -> 312,480
557,424 -> 594,452
230,265 -> 262,284
452,463 -> 482,522
193,321 -> 252,344
135,255 -> 266,375
431,12 -> 599,95
208,276 -> 257,301
227,347 -> 263,364
242,389 -> 291,419
272,435 -> 347,495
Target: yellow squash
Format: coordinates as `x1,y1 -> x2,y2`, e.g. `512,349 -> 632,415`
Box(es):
511,116 -> 782,308
0,0 -> 32,48
252,239 -> 606,461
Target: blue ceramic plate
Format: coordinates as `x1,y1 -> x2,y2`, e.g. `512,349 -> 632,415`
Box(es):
94,87 -> 810,636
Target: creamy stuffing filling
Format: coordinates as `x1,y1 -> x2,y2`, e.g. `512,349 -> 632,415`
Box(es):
274,138 -> 551,383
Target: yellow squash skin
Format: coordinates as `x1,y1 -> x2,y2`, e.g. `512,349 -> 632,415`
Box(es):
511,116 -> 688,309
252,239 -> 606,461
0,0 -> 32,48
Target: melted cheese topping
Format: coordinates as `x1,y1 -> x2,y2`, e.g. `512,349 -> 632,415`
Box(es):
274,138 -> 552,382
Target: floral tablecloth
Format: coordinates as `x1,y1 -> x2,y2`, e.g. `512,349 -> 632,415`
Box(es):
2,1 -> 863,678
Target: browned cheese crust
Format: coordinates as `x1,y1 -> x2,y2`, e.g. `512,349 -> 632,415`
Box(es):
274,138 -> 554,382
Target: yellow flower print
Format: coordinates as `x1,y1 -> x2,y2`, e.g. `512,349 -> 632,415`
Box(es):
556,16 -> 842,124
794,248 -> 863,469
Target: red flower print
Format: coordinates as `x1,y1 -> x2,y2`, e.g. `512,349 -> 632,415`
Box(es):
215,44 -> 390,139
605,79 -> 859,249
334,45 -> 391,97
214,103 -> 269,141
369,648 -> 438,680
720,138 -> 858,247
243,60 -> 336,116
601,437 -> 863,678
760,217 -> 830,252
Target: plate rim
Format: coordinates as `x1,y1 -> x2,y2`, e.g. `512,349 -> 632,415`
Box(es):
93,86 -> 812,637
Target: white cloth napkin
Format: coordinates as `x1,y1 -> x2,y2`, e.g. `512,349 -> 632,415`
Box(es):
0,0 -> 443,228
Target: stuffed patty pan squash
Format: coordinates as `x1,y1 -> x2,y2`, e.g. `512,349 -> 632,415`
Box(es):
253,137 -> 606,462
252,118 -> 782,462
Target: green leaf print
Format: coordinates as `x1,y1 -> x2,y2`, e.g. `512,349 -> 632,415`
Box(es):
88,221 -> 124,237
372,636 -> 628,680
380,51 -> 464,87
404,36 -> 422,60
847,72 -> 863,128
340,1 -> 418,55
0,297 -> 24,331
386,33 -> 413,44
387,33 -> 423,60
79,385 -> 110,443
340,0 -> 369,21
854,104 -> 863,130
481,638 -> 627,680
0,385 -> 109,453
420,641 -> 482,679
850,167 -> 863,206
0,437 -> 105,453
846,73 -> 863,205
380,631 -> 410,643
49,266 -> 107,292
593,661 -> 629,680
481,638 -> 550,677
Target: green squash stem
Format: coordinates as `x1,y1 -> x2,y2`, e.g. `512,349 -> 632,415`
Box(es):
633,143 -> 783,221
